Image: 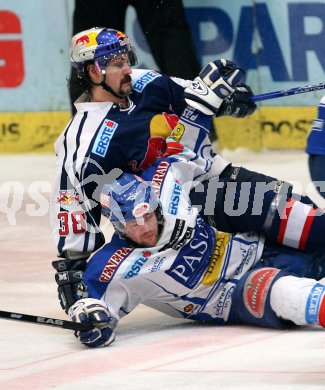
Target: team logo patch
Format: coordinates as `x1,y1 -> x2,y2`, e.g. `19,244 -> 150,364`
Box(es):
244,268 -> 280,318
132,71 -> 162,92
56,189 -> 80,209
184,304 -> 195,313
92,119 -> 118,157
189,79 -> 209,95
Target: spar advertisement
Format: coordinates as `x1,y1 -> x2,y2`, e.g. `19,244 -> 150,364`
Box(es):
1,0 -> 325,152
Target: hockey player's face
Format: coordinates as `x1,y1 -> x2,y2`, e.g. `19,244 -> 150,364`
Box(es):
124,212 -> 159,247
105,55 -> 133,96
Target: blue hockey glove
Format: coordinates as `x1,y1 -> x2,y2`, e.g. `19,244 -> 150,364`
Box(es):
217,84 -> 257,118
69,298 -> 116,348
184,59 -> 245,115
52,258 -> 89,314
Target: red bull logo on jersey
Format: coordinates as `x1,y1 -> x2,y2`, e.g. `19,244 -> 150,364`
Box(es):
170,123 -> 185,143
99,247 -> 132,283
56,190 -> 80,209
129,137 -> 166,172
92,119 -> 118,157
165,141 -> 184,156
149,112 -> 179,139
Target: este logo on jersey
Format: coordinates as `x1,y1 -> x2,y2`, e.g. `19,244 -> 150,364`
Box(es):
92,119 -> 118,157
168,181 -> 182,215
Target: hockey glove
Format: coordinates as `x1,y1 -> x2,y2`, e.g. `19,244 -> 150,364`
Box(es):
184,59 -> 245,115
69,298 -> 116,348
52,258 -> 89,314
217,84 -> 257,118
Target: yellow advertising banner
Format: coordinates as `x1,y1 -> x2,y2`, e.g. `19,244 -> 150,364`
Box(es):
0,112 -> 70,153
214,106 -> 317,151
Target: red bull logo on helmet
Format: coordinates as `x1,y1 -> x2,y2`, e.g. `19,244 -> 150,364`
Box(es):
74,31 -> 99,48
116,31 -> 131,46
75,34 -> 90,45
116,31 -> 126,39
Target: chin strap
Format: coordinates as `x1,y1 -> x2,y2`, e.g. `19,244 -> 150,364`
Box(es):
92,73 -> 125,99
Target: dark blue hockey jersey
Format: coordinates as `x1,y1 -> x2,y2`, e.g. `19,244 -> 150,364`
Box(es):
51,69 -> 192,257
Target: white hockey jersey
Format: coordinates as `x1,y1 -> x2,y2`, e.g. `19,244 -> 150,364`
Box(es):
84,107 -> 265,324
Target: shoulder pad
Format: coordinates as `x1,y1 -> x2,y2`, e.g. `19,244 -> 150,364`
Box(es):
131,69 -> 163,92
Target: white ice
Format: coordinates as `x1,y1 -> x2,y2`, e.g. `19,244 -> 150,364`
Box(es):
0,150 -> 325,390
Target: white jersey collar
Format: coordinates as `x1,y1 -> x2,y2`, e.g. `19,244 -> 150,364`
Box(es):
74,92 -> 114,113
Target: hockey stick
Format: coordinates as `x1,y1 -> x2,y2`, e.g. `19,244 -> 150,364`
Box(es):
251,82 -> 325,102
0,310 -> 93,331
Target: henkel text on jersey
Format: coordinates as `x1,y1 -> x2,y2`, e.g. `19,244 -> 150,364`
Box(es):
92,119 -> 118,157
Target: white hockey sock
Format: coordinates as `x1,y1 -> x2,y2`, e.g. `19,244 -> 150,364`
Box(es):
270,275 -> 325,326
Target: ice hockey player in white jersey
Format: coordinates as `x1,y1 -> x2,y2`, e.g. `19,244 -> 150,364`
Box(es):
68,93 -> 325,348
52,29 -> 325,317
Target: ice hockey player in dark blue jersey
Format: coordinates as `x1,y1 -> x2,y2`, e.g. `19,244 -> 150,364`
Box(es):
51,27 -> 324,314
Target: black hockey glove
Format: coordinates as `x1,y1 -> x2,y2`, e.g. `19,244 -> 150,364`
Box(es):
52,258 -> 89,314
217,84 -> 257,118
184,59 -> 245,115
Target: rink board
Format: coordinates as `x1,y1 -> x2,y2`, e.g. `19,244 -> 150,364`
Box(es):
215,106 -> 317,151
0,107 -> 317,153
0,112 -> 70,153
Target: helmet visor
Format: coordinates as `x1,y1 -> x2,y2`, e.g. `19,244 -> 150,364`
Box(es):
96,46 -> 137,73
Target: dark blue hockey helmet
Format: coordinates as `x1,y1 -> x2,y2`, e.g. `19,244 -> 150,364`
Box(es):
100,173 -> 159,232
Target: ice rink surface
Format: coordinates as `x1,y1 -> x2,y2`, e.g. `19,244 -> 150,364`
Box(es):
1,149 -> 325,390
